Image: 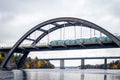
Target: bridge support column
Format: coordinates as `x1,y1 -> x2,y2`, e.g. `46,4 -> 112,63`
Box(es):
17,51 -> 29,69
81,59 -> 85,69
4,52 -> 12,68
104,58 -> 107,70
60,59 -> 65,69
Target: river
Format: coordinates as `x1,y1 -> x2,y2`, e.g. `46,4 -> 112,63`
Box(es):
12,69 -> 120,80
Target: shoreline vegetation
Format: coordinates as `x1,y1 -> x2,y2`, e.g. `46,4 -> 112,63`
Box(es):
0,53 -> 55,69
78,60 -> 120,69
0,53 -> 120,69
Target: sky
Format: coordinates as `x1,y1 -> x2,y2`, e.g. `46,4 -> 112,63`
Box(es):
0,0 -> 120,67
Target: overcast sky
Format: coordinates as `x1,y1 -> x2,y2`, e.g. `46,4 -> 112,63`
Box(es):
0,0 -> 120,66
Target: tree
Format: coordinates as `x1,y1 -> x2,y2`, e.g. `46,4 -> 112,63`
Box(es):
112,64 -> 118,69
37,60 -> 43,68
0,53 -> 4,65
25,62 -> 30,69
12,54 -> 22,64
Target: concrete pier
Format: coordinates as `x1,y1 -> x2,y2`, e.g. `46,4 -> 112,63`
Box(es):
104,58 -> 107,70
81,59 -> 85,69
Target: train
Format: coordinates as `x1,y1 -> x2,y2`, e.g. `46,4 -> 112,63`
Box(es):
49,36 -> 120,46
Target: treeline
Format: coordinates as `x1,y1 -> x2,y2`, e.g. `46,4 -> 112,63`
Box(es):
106,60 -> 120,69
0,53 -> 55,69
82,60 -> 120,69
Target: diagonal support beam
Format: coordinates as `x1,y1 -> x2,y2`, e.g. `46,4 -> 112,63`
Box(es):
37,28 -> 48,33
30,44 -> 41,51
17,51 -> 29,69
26,38 -> 35,41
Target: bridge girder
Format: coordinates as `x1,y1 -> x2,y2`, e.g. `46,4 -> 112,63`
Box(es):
1,17 -> 120,69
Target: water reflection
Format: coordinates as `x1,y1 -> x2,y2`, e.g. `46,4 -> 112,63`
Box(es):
60,70 -> 64,80
80,73 -> 84,80
21,70 -> 27,80
104,75 -> 107,80
13,69 -> 120,80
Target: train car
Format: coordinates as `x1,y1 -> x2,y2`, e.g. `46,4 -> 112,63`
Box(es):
70,40 -> 76,45
49,40 -> 58,46
57,40 -> 65,45
100,36 -> 112,43
64,40 -> 70,45
89,37 -> 100,43
83,38 -> 89,44
79,37 -> 101,44
117,36 -> 120,40
75,39 -> 85,44
64,40 -> 76,45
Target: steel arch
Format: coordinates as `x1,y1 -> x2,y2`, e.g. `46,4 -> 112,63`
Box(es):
1,17 -> 120,69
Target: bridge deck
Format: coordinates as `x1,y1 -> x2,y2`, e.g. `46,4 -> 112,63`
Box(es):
42,56 -> 120,60
0,42 -> 119,53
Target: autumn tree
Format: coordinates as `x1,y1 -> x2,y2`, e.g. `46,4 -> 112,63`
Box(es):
0,53 -> 4,65
37,60 -> 43,68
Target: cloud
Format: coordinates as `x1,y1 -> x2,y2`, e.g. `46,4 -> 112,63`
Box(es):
0,0 -> 119,43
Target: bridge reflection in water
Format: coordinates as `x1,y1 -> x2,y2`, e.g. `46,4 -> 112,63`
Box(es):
13,69 -> 120,80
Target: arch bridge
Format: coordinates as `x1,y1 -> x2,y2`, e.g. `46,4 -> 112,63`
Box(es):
0,17 -> 120,70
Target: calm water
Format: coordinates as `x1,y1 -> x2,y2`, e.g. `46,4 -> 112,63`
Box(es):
12,69 -> 120,80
